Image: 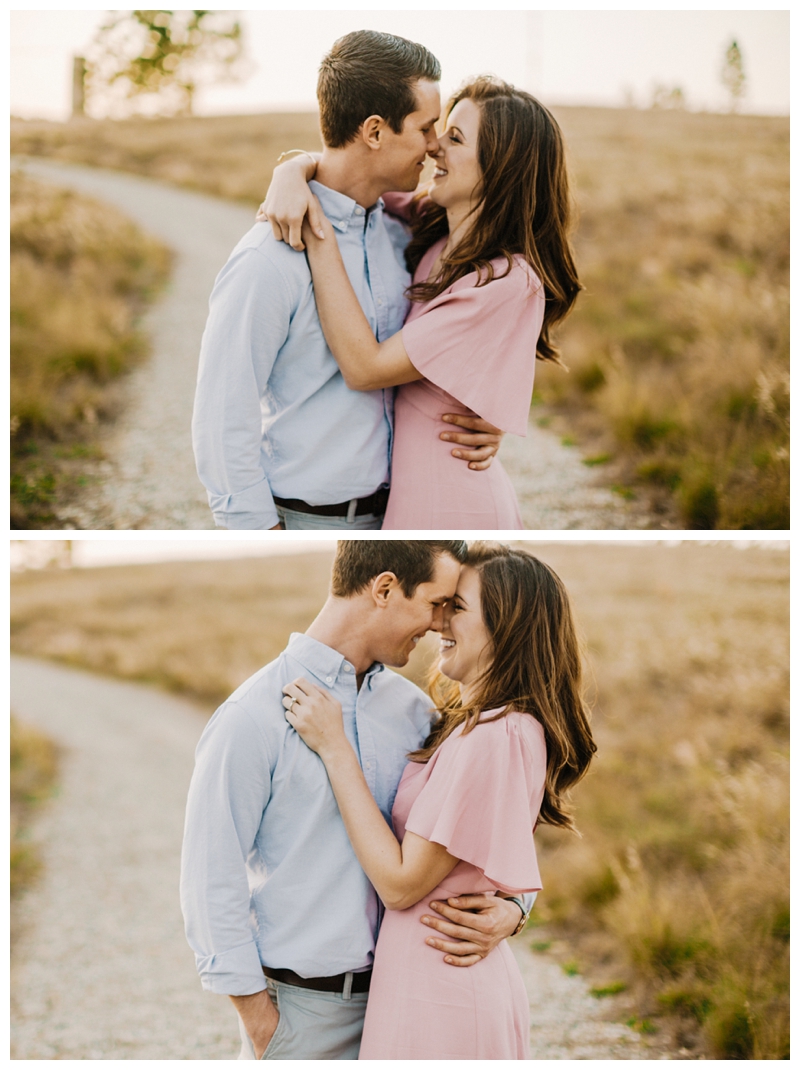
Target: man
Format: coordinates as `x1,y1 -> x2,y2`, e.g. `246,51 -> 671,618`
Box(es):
180,541 -> 533,1060
192,31 -> 503,530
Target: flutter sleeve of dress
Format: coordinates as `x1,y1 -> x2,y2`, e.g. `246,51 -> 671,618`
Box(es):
401,260 -> 545,436
382,190 -> 436,223
381,191 -> 418,222
403,714 -> 546,895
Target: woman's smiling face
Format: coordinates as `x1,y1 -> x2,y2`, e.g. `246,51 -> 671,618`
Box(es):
427,98 -> 483,216
439,565 -> 493,700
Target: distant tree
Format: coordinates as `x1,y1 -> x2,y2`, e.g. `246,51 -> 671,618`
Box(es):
651,84 -> 686,111
721,39 -> 746,113
85,10 -> 246,119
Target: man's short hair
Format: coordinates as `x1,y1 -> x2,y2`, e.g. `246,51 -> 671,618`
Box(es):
317,30 -> 441,148
332,540 -> 467,599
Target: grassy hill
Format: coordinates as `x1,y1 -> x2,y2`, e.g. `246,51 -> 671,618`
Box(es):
10,542 -> 789,1056
11,107 -> 789,528
10,171 -> 170,527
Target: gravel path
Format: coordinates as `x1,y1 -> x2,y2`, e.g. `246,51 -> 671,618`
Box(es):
13,158 -> 256,530
500,423 -> 666,529
11,655 -> 669,1059
14,158 -> 670,531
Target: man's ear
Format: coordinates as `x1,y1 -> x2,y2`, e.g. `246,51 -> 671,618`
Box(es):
371,571 -> 399,607
360,114 -> 385,152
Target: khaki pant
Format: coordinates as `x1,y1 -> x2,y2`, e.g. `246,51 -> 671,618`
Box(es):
237,976 -> 368,1060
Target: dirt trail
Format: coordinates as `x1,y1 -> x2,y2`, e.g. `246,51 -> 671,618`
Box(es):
14,158 -> 670,530
11,655 -> 669,1059
14,158 -> 256,529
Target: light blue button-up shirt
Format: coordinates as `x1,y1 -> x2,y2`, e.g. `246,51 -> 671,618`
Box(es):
192,182 -> 412,529
180,633 -> 434,994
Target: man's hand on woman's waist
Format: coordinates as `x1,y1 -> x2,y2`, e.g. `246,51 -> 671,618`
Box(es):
440,413 -> 504,471
420,893 -> 523,967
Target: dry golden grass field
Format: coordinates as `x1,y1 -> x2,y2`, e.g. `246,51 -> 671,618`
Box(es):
10,171 -> 171,528
11,106 -> 789,528
10,716 -> 59,902
10,541 -> 789,1058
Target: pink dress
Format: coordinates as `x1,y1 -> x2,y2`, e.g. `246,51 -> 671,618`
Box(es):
382,237 -> 545,530
358,711 -> 547,1060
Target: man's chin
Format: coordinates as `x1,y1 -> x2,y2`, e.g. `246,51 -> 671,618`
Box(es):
383,649 -> 412,669
393,174 -> 422,194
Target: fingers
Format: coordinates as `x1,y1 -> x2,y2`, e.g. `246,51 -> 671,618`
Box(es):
306,195 -> 326,240
440,431 -> 499,447
442,413 -> 503,436
287,220 -> 305,252
266,216 -> 306,250
442,414 -> 503,438
455,443 -> 497,471
458,445 -> 498,464
427,898 -> 496,924
281,678 -> 312,701
440,427 -> 501,472
308,202 -> 326,240
423,918 -> 489,945
441,895 -> 498,909
421,909 -> 492,942
441,412 -> 484,433
425,934 -> 484,956
443,953 -> 483,967
464,456 -> 493,471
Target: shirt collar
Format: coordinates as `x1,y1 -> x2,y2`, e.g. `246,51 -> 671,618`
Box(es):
286,632 -> 384,686
309,180 -> 384,235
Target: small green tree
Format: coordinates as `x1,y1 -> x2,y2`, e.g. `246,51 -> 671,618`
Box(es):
85,10 -> 246,119
651,84 -> 686,111
721,39 -> 746,113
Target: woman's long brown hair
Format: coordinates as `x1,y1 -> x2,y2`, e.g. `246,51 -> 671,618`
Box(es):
405,77 -> 581,365
409,543 -> 596,831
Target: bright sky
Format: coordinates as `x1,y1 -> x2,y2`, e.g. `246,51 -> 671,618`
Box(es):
11,9 -> 789,121
10,539 -> 337,570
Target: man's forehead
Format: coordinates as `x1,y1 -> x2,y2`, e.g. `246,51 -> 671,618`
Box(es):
424,555 -> 461,597
411,79 -> 441,124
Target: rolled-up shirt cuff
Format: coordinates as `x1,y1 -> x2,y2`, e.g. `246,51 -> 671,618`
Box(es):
195,940 -> 267,996
207,478 -> 279,530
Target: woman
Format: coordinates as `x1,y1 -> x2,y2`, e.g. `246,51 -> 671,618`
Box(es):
263,78 -> 581,529
281,543 -> 596,1059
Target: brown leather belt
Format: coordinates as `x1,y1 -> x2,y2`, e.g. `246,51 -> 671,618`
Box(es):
273,487 -> 389,518
263,966 -> 372,994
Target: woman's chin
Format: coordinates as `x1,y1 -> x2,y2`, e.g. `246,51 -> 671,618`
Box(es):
437,654 -> 461,683
438,650 -> 455,676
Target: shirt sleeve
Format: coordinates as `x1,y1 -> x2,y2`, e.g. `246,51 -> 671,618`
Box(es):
179,700 -> 273,995
401,263 -> 545,435
403,716 -> 545,895
192,240 -> 293,529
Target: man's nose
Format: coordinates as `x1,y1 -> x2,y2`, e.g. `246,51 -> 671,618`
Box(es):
430,605 -> 445,632
427,134 -> 443,158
